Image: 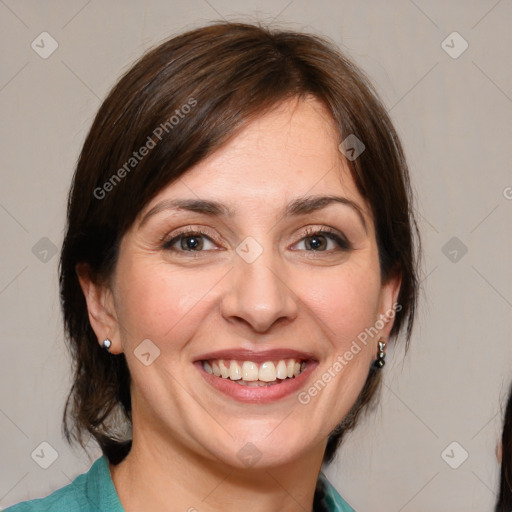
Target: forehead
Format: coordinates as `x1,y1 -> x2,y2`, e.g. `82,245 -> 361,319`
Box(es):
141,97 -> 367,219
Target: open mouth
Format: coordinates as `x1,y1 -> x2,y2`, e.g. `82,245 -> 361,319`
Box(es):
194,348 -> 317,402
201,358 -> 308,387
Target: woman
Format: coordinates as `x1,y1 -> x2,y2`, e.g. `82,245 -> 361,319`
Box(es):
496,382 -> 512,511
7,21 -> 419,511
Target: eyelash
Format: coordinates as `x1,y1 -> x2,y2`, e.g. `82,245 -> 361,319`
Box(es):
162,226 -> 351,255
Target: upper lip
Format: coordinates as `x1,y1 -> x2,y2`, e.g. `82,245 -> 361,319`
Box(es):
194,348 -> 317,363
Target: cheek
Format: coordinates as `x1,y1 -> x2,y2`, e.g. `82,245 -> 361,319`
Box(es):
297,262 -> 382,346
294,264 -> 382,429
114,258 -> 220,346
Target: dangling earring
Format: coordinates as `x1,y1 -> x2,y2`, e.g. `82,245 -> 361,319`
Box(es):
374,339 -> 386,368
102,339 -> 112,352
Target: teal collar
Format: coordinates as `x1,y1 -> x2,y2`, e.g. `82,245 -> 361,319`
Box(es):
91,456 -> 355,512
316,471 -> 355,511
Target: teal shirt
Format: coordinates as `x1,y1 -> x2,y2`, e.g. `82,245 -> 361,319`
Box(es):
5,455 -> 354,511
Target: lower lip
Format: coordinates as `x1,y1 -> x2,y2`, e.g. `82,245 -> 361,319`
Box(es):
194,361 -> 318,403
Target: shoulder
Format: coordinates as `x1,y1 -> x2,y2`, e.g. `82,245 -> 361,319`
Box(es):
2,483 -> 82,512
3,456 -> 119,512
3,474 -> 86,512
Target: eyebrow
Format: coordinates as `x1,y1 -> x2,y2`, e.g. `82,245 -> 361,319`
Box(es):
139,195 -> 367,232
139,198 -> 233,227
285,195 -> 367,232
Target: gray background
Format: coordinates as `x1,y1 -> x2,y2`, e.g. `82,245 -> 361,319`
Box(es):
1,1 -> 511,510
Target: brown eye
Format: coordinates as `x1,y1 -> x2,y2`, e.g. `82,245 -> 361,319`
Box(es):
179,235 -> 204,251
294,228 -> 351,252
305,234 -> 328,251
163,231 -> 217,252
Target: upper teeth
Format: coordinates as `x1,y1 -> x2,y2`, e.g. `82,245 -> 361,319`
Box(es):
202,359 -> 306,382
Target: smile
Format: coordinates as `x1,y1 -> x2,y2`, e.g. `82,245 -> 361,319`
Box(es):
202,358 -> 307,386
194,348 -> 317,403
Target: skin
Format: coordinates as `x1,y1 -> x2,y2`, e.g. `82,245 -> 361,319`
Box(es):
79,96 -> 401,512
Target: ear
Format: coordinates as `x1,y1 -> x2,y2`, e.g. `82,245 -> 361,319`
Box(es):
76,263 -> 122,354
376,270 -> 402,340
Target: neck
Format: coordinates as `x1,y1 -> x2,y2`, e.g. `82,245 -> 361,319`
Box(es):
110,419 -> 326,512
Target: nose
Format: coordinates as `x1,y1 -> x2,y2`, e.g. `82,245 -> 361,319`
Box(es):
220,249 -> 298,334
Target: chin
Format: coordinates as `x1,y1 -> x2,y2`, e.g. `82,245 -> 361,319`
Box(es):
201,425 -> 318,470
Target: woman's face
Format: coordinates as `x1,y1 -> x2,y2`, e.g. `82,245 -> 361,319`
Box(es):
90,97 -> 400,468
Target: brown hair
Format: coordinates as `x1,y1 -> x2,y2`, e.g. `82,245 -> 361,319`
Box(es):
60,21 -> 420,466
